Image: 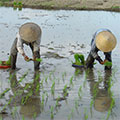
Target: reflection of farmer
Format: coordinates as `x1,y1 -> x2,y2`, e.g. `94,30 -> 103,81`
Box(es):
9,70 -> 41,119
10,22 -> 42,70
86,29 -> 117,69
87,69 -> 113,112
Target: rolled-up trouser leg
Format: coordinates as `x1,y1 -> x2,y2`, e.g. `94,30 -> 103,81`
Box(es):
10,38 -> 18,69
85,54 -> 95,68
33,51 -> 40,70
104,52 -> 112,70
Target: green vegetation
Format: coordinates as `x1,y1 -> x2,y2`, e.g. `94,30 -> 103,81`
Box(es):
35,58 -> 42,62
0,88 -> 10,98
111,6 -> 120,9
51,81 -> 55,96
73,53 -> 85,66
69,76 -> 74,86
50,106 -> 54,119
84,108 -> 88,120
103,61 -> 112,67
0,56 -> 11,66
40,1 -> 55,8
0,66 -> 117,120
0,0 -> 11,2
63,84 -> 68,98
78,85 -> 82,99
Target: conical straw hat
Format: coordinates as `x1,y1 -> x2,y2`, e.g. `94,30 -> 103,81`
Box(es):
19,22 -> 41,43
95,31 -> 117,52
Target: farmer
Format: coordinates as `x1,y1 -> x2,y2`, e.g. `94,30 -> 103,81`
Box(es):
10,22 -> 42,70
86,29 -> 117,69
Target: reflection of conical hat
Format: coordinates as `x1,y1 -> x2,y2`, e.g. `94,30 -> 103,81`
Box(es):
94,96 -> 111,112
95,31 -> 117,52
19,22 -> 41,43
20,97 -> 41,118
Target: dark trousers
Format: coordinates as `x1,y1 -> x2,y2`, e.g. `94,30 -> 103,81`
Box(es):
86,52 -> 112,70
10,38 -> 40,70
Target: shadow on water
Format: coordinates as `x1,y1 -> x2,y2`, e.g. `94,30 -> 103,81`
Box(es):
86,69 -> 115,119
87,70 -> 112,111
4,70 -> 41,120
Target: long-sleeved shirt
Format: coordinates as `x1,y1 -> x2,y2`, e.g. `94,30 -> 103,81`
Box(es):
90,28 -> 111,63
16,33 -> 41,55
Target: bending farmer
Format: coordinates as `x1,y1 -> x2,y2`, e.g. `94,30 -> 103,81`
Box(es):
10,22 -> 42,70
86,29 -> 117,69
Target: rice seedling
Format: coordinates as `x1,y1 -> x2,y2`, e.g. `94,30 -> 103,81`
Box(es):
12,106 -> 17,118
51,81 -> 55,96
0,88 -> 10,98
40,78 -> 44,90
84,114 -> 88,120
84,108 -> 88,120
78,85 -> 82,99
0,116 -> 2,120
68,108 -> 74,120
33,112 -> 37,120
73,53 -> 85,66
18,71 -> 28,83
44,91 -> 49,105
62,72 -> 67,82
74,98 -> 79,113
41,93 -> 45,108
49,72 -> 53,81
106,91 -> 115,120
35,84 -> 40,93
49,70 -> 56,81
103,61 -> 112,67
63,84 -> 67,93
55,98 -> 59,107
69,76 -> 74,86
83,70 -> 89,88
22,115 -> 25,120
105,70 -> 115,120
45,76 -> 48,84
90,99 -> 94,109
2,97 -> 12,111
68,114 -> 72,120
50,106 -> 54,119
63,84 -> 68,98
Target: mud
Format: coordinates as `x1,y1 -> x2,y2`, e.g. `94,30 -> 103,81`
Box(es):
1,0 -> 120,12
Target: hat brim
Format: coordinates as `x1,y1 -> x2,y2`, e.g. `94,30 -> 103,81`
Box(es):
95,31 -> 117,52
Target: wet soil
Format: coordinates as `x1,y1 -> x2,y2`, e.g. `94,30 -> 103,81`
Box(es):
1,0 -> 120,12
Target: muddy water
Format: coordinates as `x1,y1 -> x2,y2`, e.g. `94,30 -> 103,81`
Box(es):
0,7 -> 120,120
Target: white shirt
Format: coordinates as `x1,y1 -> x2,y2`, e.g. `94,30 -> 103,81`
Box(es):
16,33 -> 41,55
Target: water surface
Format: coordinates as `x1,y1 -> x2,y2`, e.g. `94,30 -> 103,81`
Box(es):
0,7 -> 120,120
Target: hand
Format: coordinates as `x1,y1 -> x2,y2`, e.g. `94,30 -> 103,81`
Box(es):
33,55 -> 36,61
24,55 -> 30,62
100,59 -> 108,65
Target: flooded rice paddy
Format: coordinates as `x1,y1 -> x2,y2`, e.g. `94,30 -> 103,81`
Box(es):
0,7 -> 120,120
